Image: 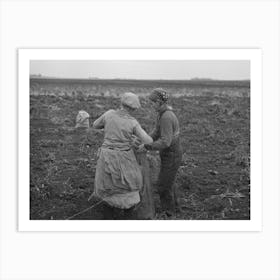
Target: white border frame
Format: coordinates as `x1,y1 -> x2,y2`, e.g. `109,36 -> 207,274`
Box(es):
18,48 -> 262,232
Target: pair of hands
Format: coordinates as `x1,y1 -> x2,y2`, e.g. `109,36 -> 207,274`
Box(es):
131,135 -> 147,152
137,144 -> 147,152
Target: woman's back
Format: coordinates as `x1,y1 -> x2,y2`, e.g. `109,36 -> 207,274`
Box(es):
99,109 -> 138,150
91,96 -> 153,213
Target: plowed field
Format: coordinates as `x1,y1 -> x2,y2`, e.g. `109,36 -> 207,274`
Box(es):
30,94 -> 250,220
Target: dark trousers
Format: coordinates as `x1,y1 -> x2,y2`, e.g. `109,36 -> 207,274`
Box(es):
158,139 -> 182,213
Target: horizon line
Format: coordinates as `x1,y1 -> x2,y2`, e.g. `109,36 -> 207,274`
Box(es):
29,75 -> 250,82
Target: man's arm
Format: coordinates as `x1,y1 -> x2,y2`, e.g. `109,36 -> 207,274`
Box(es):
149,127 -> 160,141
144,113 -> 173,150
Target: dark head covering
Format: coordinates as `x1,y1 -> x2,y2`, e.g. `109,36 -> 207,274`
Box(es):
149,88 -> 169,103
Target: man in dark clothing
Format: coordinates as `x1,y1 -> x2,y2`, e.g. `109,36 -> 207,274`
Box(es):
140,88 -> 182,216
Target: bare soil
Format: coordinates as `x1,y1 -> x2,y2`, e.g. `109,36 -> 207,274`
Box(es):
30,95 -> 250,220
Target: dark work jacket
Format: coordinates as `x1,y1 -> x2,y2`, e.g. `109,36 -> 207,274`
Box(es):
145,104 -> 182,159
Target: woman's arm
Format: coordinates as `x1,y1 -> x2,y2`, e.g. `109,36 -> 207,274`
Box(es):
134,123 -> 153,144
92,111 -> 109,129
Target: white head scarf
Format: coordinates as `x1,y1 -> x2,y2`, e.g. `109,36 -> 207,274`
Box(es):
121,92 -> 141,109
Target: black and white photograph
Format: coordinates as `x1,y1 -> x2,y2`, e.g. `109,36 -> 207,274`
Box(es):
17,49 -> 261,231
29,59 -> 251,221
2,1 -> 279,280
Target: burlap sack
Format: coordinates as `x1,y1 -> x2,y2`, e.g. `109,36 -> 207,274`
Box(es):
75,110 -> 90,128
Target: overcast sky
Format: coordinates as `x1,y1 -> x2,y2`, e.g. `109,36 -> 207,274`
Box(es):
30,60 -> 250,80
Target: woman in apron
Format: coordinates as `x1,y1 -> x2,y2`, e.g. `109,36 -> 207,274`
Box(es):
92,92 -> 153,219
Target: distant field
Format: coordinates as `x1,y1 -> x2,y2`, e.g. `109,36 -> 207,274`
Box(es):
30,91 -> 250,220
30,77 -> 250,98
